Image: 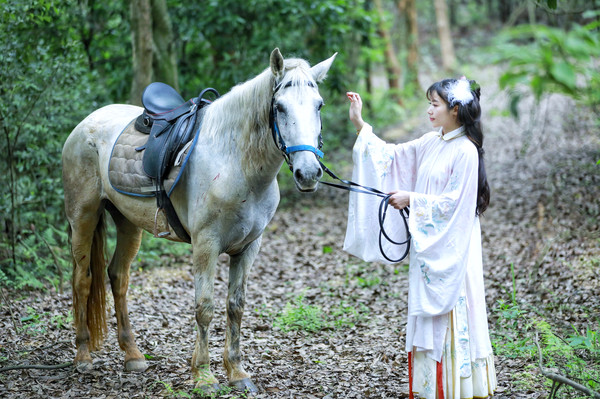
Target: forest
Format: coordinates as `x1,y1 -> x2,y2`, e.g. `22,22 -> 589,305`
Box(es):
0,0 -> 599,398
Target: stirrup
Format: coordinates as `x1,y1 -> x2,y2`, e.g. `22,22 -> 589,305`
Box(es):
153,208 -> 171,238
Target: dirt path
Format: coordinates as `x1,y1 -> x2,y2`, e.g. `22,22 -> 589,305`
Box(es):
1,80 -> 599,398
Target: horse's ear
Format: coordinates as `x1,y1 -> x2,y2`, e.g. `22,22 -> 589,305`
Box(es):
310,52 -> 338,83
270,48 -> 285,79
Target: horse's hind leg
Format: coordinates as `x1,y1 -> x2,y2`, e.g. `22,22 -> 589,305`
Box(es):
106,204 -> 147,372
66,195 -> 107,373
69,211 -> 107,373
224,239 -> 261,393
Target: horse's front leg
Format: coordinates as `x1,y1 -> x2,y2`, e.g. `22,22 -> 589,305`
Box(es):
191,241 -> 220,392
224,238 -> 261,393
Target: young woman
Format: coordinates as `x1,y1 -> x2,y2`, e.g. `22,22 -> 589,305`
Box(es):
345,78 -> 497,398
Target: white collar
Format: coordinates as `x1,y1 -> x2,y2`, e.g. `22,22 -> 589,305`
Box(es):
438,125 -> 465,141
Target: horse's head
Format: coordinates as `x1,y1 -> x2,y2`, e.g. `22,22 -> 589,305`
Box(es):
269,48 -> 337,192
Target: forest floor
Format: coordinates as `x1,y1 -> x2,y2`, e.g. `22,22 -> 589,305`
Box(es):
1,75 -> 599,398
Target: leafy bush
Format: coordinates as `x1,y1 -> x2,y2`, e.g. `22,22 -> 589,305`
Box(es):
0,0 -> 100,290
492,17 -> 600,118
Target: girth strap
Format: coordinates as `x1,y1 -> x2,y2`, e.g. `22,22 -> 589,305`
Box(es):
136,83 -> 220,243
156,189 -> 191,243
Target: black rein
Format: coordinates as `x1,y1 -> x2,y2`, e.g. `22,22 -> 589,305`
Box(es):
318,161 -> 411,263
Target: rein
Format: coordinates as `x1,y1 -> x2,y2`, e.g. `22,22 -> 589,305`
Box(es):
318,162 -> 411,263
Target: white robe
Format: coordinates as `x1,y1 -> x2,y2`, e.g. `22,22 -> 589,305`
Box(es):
344,124 -> 493,363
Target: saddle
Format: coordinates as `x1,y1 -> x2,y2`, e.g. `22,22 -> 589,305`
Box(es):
134,82 -> 219,242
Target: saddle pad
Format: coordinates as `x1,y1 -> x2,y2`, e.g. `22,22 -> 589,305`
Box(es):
108,119 -> 193,197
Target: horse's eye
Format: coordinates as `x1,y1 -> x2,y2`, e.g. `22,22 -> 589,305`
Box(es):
318,102 -> 324,111
275,103 -> 286,113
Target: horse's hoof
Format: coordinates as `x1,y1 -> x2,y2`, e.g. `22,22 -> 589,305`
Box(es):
125,359 -> 148,372
230,378 -> 259,394
194,383 -> 222,397
75,360 -> 93,374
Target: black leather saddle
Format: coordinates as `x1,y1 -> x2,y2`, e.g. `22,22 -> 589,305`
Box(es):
134,82 -> 219,242
135,82 -> 219,180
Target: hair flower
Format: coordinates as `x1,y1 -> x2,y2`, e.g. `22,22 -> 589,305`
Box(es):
447,79 -> 474,106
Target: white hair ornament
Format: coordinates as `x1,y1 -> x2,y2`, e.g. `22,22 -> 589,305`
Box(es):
447,79 -> 474,106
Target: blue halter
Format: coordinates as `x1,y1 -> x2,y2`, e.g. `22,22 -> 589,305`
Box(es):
270,80 -> 324,169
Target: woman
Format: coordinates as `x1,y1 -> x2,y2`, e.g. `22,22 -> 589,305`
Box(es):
344,78 -> 497,398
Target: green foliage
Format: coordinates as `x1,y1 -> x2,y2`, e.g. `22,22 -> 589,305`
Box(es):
491,272 -> 600,396
155,378 -> 251,399
537,320 -> 600,394
19,306 -> 73,335
169,0 -> 375,94
330,301 -> 370,329
0,0 -> 100,290
491,298 -> 537,358
345,261 -> 384,289
275,293 -> 327,333
274,292 -> 370,333
492,19 -> 600,118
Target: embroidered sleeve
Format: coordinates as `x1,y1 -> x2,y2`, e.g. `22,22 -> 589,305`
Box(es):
343,124 -> 421,263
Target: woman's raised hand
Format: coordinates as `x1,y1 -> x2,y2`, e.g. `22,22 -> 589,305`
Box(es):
346,92 -> 365,132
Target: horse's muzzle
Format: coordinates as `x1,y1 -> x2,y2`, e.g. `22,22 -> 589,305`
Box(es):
293,165 -> 323,192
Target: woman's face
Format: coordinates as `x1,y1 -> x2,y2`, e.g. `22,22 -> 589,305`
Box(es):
427,91 -> 459,133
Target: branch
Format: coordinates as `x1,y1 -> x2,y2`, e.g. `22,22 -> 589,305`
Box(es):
0,362 -> 73,372
535,332 -> 600,399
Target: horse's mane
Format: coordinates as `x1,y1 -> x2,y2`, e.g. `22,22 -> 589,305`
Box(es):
201,58 -> 316,172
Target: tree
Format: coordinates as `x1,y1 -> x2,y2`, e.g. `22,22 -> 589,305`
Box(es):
129,0 -> 178,105
151,0 -> 178,89
398,0 -> 419,91
129,0 -> 153,105
0,0 -> 96,287
374,0 -> 403,104
433,0 -> 456,71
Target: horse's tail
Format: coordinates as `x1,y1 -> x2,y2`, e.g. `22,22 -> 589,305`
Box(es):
71,212 -> 108,351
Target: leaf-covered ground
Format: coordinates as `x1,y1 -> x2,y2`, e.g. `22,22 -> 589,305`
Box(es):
1,84 -> 599,398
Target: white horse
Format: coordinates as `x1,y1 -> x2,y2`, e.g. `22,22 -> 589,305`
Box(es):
62,48 -> 336,393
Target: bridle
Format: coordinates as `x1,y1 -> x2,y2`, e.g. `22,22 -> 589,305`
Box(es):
269,80 -> 324,170
269,79 -> 411,263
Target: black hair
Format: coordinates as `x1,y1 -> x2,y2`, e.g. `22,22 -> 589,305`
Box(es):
426,78 -> 490,215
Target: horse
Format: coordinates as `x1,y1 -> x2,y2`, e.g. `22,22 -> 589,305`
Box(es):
62,48 -> 336,393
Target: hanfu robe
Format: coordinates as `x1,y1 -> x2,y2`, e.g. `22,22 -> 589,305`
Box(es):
344,124 -> 497,398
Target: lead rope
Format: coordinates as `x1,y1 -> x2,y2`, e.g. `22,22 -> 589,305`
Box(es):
318,161 -> 411,263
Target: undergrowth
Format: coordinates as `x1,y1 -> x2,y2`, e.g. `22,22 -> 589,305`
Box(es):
154,379 -> 250,399
273,292 -> 370,333
491,265 -> 600,397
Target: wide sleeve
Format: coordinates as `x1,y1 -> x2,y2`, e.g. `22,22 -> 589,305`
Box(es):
407,144 -> 479,316
343,124 -> 422,263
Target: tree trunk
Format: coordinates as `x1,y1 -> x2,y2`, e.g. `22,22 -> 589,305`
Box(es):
398,0 -> 419,92
129,0 -> 153,105
433,0 -> 456,72
498,0 -> 512,23
373,0 -> 402,105
151,0 -> 178,91
365,57 -> 373,115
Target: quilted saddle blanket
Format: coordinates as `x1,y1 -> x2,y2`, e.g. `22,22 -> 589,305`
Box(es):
108,119 -> 195,197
